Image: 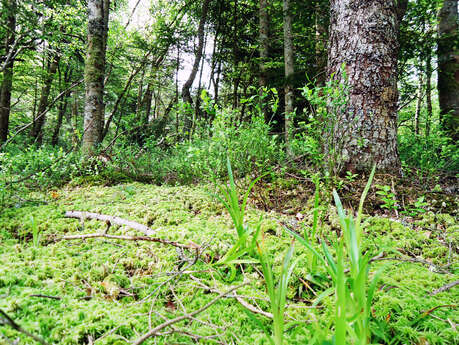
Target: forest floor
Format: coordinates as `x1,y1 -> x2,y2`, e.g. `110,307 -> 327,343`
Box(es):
0,178 -> 458,344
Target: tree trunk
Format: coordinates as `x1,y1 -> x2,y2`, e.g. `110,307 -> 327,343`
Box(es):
425,49 -> 433,137
314,0 -> 328,85
182,0 -> 210,133
415,69 -> 424,136
31,54 -> 60,145
438,0 -> 459,141
259,0 -> 269,90
0,0 -> 16,143
82,0 -> 109,154
283,0 -> 294,154
327,0 -> 403,174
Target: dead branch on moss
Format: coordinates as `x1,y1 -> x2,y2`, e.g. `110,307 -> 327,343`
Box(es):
64,211 -> 156,236
30,294 -> 61,300
429,280 -> 459,296
132,283 -> 248,345
61,233 -> 196,250
0,309 -> 51,345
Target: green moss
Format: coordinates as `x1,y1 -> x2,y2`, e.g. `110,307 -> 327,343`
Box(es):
0,182 -> 457,344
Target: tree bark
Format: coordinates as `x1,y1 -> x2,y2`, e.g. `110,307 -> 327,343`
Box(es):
327,0 -> 403,174
283,0 -> 294,153
438,0 -> 459,141
315,0 -> 328,85
425,49 -> 433,137
0,0 -> 16,143
82,0 -> 109,154
31,54 -> 60,145
415,69 -> 424,135
259,0 -> 269,90
181,0 -> 210,132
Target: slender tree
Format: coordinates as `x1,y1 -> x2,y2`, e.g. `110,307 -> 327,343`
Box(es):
31,53 -> 60,145
327,0 -> 407,173
82,0 -> 109,154
182,0 -> 210,133
283,0 -> 294,153
259,0 -> 269,90
0,0 -> 16,143
438,0 -> 459,141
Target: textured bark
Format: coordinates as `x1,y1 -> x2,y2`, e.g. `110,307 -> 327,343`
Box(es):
0,0 -> 16,143
181,0 -> 210,132
259,0 -> 269,89
283,0 -> 294,152
83,0 -> 109,154
315,0 -> 328,85
31,54 -> 59,145
327,0 -> 403,174
438,0 -> 459,141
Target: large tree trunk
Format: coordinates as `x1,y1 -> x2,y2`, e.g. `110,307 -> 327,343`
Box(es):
181,0 -> 210,133
314,0 -> 328,85
82,0 -> 109,154
327,0 -> 404,174
0,0 -> 16,144
438,0 -> 459,141
31,54 -> 59,145
283,0 -> 294,153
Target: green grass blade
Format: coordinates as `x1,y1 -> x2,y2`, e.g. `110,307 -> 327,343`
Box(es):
356,164 -> 376,244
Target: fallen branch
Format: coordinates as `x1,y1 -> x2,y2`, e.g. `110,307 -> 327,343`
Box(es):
429,280 -> 459,296
61,233 -> 196,250
235,295 -> 273,319
132,283 -> 248,345
30,294 -> 61,300
64,211 -> 156,236
0,309 -> 51,345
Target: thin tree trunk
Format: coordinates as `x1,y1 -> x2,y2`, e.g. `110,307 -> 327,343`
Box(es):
136,69 -> 145,122
259,0 -> 269,90
51,66 -> 72,146
0,0 -> 16,143
327,0 -> 404,174
425,49 -> 433,137
31,54 -> 60,145
437,0 -> 459,141
415,69 -> 424,135
182,0 -> 210,132
83,0 -> 109,154
283,0 -> 294,154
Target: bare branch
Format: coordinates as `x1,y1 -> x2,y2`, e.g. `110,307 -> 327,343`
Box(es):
132,283 -> 248,345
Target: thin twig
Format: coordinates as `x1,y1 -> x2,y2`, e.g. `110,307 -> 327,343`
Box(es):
61,233 -> 195,250
0,309 -> 51,345
429,280 -> 459,296
132,283 -> 248,345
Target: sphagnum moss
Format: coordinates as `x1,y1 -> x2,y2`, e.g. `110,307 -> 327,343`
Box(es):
0,182 -> 457,344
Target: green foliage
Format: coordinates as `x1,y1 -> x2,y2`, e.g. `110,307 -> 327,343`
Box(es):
375,185 -> 399,213
399,131 -> 459,175
287,166 -> 380,345
299,67 -> 350,173
254,242 -> 297,345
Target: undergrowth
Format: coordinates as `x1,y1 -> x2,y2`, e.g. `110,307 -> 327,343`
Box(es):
0,180 -> 457,344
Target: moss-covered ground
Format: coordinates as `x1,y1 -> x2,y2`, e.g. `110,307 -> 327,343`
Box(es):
0,181 -> 457,344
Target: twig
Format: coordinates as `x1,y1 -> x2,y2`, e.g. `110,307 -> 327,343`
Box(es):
429,280 -> 459,296
30,294 -> 61,300
235,295 -> 273,319
61,233 -> 195,250
0,309 -> 51,345
132,283 -> 248,345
